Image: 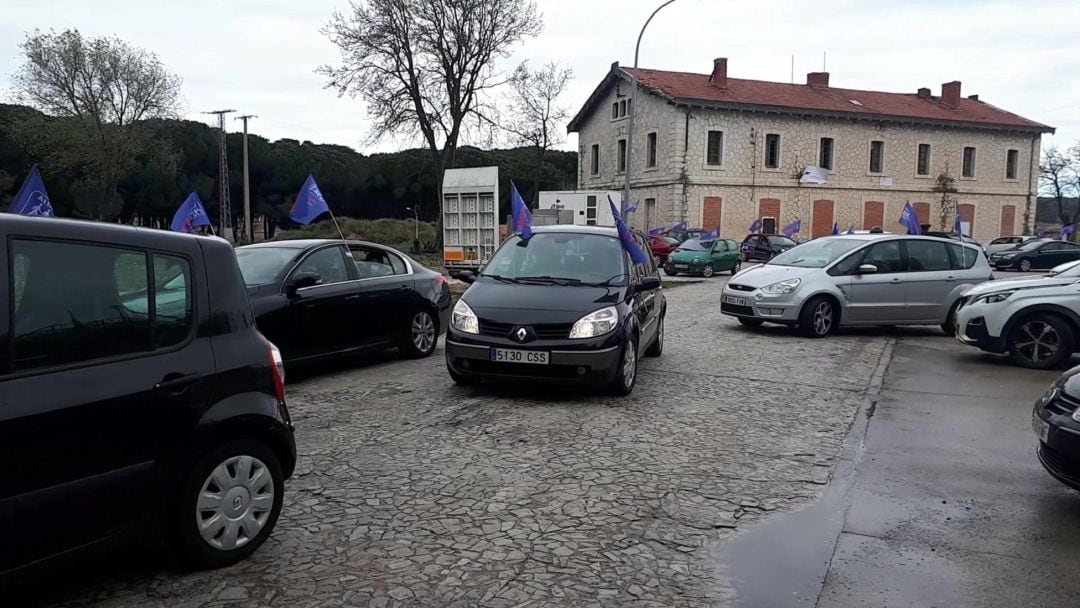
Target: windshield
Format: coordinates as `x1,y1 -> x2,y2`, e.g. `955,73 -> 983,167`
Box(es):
1052,260 -> 1080,277
481,233 -> 627,285
236,247 -> 301,286
677,238 -> 708,251
1012,240 -> 1047,252
768,238 -> 866,268
664,237 -> 680,245
768,236 -> 797,247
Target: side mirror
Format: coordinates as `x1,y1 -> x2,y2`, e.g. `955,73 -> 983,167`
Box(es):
638,276 -> 662,292
857,264 -> 879,274
287,272 -> 321,294
459,270 -> 476,284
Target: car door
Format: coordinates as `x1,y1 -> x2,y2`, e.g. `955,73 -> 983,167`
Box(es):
277,244 -> 356,359
631,234 -> 660,347
845,240 -> 909,322
0,239 -> 212,573
1031,242 -> 1062,269
347,244 -> 414,345
1050,242 -> 1080,267
902,239 -> 956,322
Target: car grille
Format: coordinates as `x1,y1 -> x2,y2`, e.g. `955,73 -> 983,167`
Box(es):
1038,443 -> 1080,485
721,303 -> 755,316
467,360 -> 587,378
727,283 -> 754,292
1047,392 -> 1080,417
478,319 -> 572,340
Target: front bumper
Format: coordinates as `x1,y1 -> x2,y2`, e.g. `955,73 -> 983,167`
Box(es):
989,258 -> 1017,269
1034,400 -> 1080,491
719,288 -> 802,323
445,332 -> 622,384
954,300 -> 1007,353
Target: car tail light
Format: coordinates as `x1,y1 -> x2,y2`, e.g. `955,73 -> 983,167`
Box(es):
269,342 -> 286,402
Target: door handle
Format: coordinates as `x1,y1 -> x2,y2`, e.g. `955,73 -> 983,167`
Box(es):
946,276 -> 956,281
154,373 -> 202,394
345,294 -> 361,301
890,278 -> 902,284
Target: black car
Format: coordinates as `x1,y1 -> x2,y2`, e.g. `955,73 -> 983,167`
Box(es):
445,226 -> 665,396
236,239 -> 451,363
666,228 -> 709,244
988,239 -> 1080,272
923,231 -> 983,250
1,215 -> 296,581
740,233 -> 797,262
1033,366 -> 1080,491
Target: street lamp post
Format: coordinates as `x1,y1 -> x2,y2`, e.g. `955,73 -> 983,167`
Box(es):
623,0 -> 679,216
405,205 -> 420,251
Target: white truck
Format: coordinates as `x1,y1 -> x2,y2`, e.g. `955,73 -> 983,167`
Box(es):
442,167 -> 499,277
538,190 -> 621,227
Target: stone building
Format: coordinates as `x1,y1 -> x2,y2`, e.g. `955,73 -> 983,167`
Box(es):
567,58 -> 1054,242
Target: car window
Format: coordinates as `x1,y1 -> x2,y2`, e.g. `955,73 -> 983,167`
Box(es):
947,243 -> 979,270
905,240 -> 951,272
235,246 -> 300,286
634,234 -> 655,276
712,240 -> 727,252
862,241 -> 904,273
990,237 -> 1010,245
770,238 -> 865,268
152,255 -> 193,348
1040,242 -> 1064,251
293,246 -> 350,285
349,245 -> 401,278
11,239 -> 154,371
767,236 -> 797,247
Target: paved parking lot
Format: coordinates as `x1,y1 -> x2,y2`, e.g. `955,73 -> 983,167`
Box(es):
26,279 -> 898,607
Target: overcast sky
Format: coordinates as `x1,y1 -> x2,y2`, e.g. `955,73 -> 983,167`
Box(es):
2,0 -> 1078,155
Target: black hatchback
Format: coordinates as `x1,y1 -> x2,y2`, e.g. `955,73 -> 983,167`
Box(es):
445,226 -> 666,396
1,215 -> 295,582
1033,365 -> 1080,491
740,233 -> 797,262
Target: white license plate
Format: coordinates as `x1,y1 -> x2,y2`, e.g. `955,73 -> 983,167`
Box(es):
674,264 -> 688,269
490,348 -> 549,365
723,295 -> 748,306
1033,414 -> 1050,443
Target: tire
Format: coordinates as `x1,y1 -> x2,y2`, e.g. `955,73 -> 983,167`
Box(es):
731,261 -> 742,275
798,296 -> 837,338
1007,313 -> 1073,369
702,264 -> 715,278
607,333 -> 639,397
664,266 -> 678,276
1018,258 -> 1032,272
448,364 -> 479,385
172,439 -> 284,569
738,317 -> 764,328
400,309 -> 438,358
645,314 -> 664,357
941,300 -> 961,336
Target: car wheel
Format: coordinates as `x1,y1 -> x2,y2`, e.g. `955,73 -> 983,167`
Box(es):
645,314 -> 664,357
738,317 -> 764,328
607,333 -> 639,397
400,310 -> 438,358
1019,258 -> 1032,272
732,261 -> 741,275
664,265 -> 678,276
799,296 -> 836,338
447,364 -> 479,385
172,439 -> 284,569
1007,313 -> 1073,369
941,300 -> 962,336
702,264 -> 715,278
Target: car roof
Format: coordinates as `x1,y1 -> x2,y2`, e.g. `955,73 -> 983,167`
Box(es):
816,233 -> 979,246
0,214 -> 233,257
529,225 -> 620,237
238,238 -> 394,251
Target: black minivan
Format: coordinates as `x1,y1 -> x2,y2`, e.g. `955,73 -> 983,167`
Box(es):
0,215 -> 296,581
445,225 -> 665,396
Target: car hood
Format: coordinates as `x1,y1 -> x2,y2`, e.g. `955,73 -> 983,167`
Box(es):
669,249 -> 710,262
728,264 -> 819,288
463,279 -> 625,323
963,276 -> 1078,297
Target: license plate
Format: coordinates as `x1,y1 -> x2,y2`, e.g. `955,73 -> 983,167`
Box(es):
1033,414 -> 1050,443
490,348 -> 549,365
674,264 -> 688,269
723,295 -> 748,306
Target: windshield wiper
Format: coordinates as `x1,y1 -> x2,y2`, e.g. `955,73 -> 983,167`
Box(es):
517,275 -> 584,286
483,274 -> 521,284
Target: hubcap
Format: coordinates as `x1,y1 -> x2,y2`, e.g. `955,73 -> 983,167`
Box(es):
703,265 -> 713,277
623,339 -> 637,388
1015,321 -> 1059,363
412,312 -> 436,352
813,301 -> 833,335
196,455 -> 274,551
1020,259 -> 1031,271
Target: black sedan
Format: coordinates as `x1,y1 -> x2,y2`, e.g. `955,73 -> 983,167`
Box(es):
236,239 -> 451,363
988,239 -> 1080,271
445,225 -> 665,396
740,233 -> 796,262
1033,365 -> 1080,491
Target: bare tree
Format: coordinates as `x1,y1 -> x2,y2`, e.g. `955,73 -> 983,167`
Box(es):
1039,145 -> 1080,226
504,60 -> 572,205
934,166 -> 958,231
320,0 -> 543,225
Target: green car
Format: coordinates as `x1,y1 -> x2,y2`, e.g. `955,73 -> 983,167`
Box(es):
664,238 -> 741,277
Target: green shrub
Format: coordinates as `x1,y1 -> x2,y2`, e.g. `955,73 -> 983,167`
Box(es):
275,217 -> 438,253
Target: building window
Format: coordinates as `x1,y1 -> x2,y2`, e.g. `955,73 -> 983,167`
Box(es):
1005,149 -> 1018,180
917,143 -> 931,176
590,144 -> 600,176
645,198 -> 657,228
962,146 -> 976,178
646,132 -> 657,168
617,139 -> 627,173
611,103 -> 619,119
819,137 -> 834,170
764,133 -> 780,169
869,140 -> 884,173
626,98 -> 632,117
619,100 -> 627,117
706,131 -> 723,166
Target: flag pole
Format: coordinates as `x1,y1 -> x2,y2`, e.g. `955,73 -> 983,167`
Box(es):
327,207 -> 348,243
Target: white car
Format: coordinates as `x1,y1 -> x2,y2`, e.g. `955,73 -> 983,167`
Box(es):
955,263 -> 1080,368
985,235 -> 1045,255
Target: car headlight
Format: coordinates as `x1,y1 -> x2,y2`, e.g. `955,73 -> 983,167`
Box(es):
973,290 -> 1015,304
692,257 -> 701,263
569,306 -> 619,339
1000,253 -> 1016,258
761,278 -> 801,294
451,299 -> 479,334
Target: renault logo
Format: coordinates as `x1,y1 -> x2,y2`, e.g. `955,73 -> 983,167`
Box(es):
516,327 -> 528,341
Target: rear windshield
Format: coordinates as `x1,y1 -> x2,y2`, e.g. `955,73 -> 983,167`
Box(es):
482,233 -> 627,285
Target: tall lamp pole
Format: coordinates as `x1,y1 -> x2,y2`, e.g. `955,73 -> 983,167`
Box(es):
623,0 -> 679,215
406,205 -> 420,250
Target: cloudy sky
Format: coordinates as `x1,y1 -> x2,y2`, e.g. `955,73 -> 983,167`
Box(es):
2,0 -> 1078,154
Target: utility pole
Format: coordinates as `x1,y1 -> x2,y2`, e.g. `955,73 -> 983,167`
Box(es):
205,109 -> 236,240
236,114 -> 257,243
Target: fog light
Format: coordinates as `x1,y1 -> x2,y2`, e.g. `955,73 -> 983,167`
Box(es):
577,367 -> 586,375
461,360 -> 470,369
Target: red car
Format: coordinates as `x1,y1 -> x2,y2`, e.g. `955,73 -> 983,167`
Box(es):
649,235 -> 680,264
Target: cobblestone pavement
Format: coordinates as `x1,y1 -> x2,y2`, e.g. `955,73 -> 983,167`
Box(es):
34,279 -> 890,608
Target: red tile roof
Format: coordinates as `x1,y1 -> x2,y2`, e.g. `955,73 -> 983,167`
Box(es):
569,65 -> 1053,132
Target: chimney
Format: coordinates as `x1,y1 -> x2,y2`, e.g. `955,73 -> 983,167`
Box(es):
917,87 -> 931,99
709,57 -> 728,89
941,81 -> 962,108
806,72 -> 830,88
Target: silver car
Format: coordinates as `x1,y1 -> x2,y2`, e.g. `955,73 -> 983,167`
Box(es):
720,234 -> 992,337
985,235 -> 1045,255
